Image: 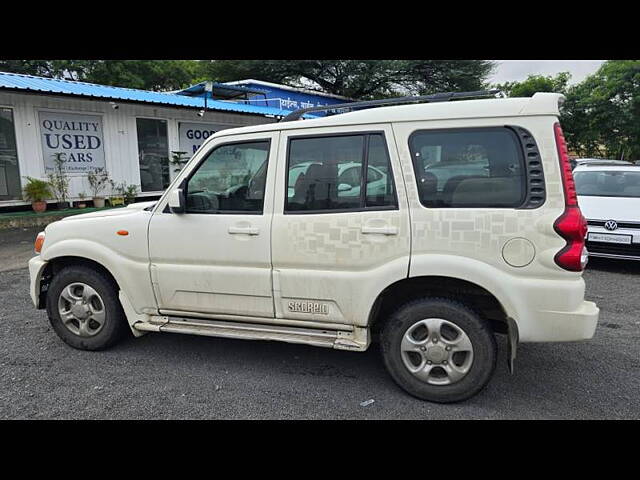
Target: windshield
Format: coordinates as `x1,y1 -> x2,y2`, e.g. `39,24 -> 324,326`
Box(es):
574,170 -> 640,198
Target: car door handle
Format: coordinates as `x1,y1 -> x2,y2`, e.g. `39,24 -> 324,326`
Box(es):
361,226 -> 398,235
228,226 -> 260,235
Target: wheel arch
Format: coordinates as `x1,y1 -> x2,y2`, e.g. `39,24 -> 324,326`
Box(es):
38,255 -> 120,309
368,275 -> 512,336
39,238 -> 157,315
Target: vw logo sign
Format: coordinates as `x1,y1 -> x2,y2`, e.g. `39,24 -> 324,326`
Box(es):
604,220 -> 618,231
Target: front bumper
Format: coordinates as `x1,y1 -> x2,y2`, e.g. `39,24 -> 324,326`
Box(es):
586,241 -> 640,260
28,256 -> 48,308
586,225 -> 640,260
587,250 -> 640,261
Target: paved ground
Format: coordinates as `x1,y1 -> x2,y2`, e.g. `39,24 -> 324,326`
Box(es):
1,227 -> 639,419
0,227 -> 41,272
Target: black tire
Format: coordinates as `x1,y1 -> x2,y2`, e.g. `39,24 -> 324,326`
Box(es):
380,297 -> 497,403
46,265 -> 128,351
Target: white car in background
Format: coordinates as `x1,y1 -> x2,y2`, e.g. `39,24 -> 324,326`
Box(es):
287,161 -> 389,199
570,158 -> 633,169
574,164 -> 640,260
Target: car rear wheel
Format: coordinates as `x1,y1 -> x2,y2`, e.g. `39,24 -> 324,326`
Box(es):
380,297 -> 497,403
46,265 -> 128,351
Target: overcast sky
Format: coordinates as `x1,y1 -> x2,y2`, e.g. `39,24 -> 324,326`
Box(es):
489,60 -> 605,85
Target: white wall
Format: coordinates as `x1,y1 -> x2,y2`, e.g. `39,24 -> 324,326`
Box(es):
0,91 -> 277,206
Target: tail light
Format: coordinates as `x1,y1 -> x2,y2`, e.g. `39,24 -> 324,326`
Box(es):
34,231 -> 45,254
553,122 -> 588,271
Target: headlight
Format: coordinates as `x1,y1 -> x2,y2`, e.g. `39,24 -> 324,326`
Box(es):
34,231 -> 45,254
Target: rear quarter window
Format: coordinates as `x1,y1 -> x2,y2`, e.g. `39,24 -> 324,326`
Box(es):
408,127 -> 527,208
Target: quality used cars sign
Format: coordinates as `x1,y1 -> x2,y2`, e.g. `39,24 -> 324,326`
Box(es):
39,111 -> 105,173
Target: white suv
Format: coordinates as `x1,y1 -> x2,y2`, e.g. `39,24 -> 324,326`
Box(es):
28,91 -> 599,403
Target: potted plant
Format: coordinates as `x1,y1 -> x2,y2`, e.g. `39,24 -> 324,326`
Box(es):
87,168 -> 112,208
46,153 -> 70,209
22,177 -> 52,213
111,182 -> 139,206
110,182 -> 125,207
76,192 -> 87,209
122,183 -> 139,205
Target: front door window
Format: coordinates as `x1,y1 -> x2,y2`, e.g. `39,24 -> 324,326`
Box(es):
0,108 -> 21,200
185,141 -> 270,213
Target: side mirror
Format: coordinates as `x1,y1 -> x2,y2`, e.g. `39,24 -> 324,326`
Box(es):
168,188 -> 185,214
338,183 -> 352,192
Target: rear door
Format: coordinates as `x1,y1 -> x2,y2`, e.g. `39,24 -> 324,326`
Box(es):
270,123 -> 411,327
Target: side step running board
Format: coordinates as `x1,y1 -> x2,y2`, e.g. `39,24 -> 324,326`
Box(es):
133,316 -> 368,351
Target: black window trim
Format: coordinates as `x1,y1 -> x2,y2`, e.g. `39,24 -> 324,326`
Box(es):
407,125 -> 543,210
283,130 -> 399,215
180,137 -> 273,216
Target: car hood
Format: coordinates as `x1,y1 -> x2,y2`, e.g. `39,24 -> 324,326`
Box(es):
59,201 -> 156,222
578,195 -> 640,222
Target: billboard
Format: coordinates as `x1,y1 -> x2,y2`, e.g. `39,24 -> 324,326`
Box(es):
38,111 -> 105,173
178,122 -> 233,157
239,82 -> 349,115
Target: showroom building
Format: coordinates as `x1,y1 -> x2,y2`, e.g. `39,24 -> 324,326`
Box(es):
0,71 -> 349,208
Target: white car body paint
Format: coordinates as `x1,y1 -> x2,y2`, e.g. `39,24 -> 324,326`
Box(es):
29,92 -> 598,351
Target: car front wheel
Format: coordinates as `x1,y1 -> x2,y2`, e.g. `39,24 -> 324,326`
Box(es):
46,265 -> 128,351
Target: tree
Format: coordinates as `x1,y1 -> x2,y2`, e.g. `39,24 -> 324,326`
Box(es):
562,60 -> 640,160
2,59 -> 496,98
201,60 -> 496,99
398,60 -> 496,95
493,72 -> 571,97
0,60 -> 90,80
0,60 -> 203,91
81,60 -> 203,91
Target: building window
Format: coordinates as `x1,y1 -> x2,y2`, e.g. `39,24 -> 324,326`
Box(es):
409,127 -> 526,208
137,118 -> 169,192
285,133 -> 397,213
0,108 -> 21,201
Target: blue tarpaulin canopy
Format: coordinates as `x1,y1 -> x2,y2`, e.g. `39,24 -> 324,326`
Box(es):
175,81 -> 267,101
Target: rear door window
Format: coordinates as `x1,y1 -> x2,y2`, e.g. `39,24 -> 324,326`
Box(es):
409,127 -> 526,208
285,133 -> 397,212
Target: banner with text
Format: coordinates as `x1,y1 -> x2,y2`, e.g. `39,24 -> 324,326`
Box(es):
178,122 -> 233,157
39,111 -> 105,173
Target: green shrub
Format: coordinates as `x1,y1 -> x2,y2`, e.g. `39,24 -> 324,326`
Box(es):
23,177 -> 52,202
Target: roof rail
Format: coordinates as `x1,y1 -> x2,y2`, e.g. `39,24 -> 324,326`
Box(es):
280,89 -> 502,122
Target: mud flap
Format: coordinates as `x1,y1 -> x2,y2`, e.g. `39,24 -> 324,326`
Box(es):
506,317 -> 519,374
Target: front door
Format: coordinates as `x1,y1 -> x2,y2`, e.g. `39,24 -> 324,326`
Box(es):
148,132 -> 279,318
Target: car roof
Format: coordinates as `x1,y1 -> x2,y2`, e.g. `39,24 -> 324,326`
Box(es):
206,92 -> 564,141
574,159 -> 633,165
574,164 -> 640,172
